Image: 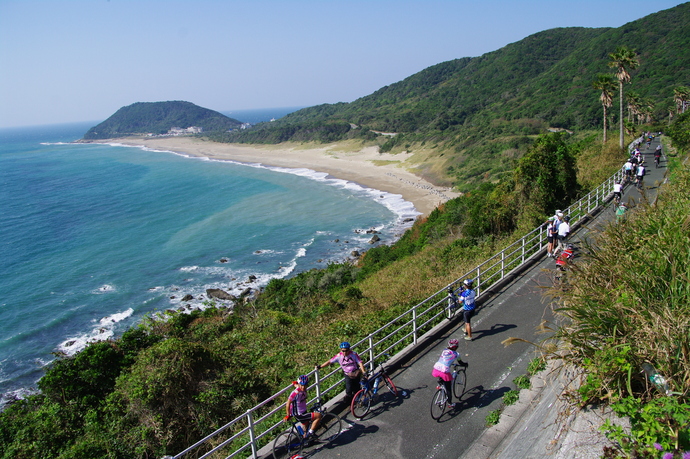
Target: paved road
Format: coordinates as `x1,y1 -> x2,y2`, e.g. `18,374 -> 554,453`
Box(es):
262,136 -> 667,459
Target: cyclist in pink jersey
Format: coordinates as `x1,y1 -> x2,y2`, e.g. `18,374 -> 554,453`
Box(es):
432,339 -> 467,408
317,341 -> 367,403
283,375 -> 322,439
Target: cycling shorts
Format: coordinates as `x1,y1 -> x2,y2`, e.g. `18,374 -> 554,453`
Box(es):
293,412 -> 316,423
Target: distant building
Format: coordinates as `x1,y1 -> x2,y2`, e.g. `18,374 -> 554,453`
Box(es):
168,126 -> 203,136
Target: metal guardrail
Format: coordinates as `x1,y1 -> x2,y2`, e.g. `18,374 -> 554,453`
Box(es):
167,161 -> 630,459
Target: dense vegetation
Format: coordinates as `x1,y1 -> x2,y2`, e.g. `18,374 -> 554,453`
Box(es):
82,101 -> 242,139
208,2 -> 690,190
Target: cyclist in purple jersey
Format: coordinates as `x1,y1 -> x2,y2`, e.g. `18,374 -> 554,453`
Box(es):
317,341 -> 367,403
283,375 -> 322,439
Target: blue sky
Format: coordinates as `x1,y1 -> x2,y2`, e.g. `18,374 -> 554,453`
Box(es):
0,0 -> 685,128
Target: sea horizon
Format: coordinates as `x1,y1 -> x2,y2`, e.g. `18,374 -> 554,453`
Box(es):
0,109 -> 418,407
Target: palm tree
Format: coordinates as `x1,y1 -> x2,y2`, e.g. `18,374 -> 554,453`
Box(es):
592,74 -> 617,143
608,46 -> 640,148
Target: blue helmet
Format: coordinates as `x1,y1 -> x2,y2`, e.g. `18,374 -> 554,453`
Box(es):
297,375 -> 308,385
463,279 -> 474,287
340,341 -> 351,349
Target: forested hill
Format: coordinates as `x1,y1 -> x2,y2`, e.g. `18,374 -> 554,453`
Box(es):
210,2 -> 690,188
82,101 -> 242,139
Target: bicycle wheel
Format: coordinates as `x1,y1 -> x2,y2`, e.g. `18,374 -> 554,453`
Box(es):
453,369 -> 467,399
430,387 -> 447,420
315,412 -> 342,445
272,428 -> 302,459
350,388 -> 372,419
383,374 -> 398,397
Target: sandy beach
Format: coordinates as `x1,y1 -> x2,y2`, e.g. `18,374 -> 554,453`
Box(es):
111,136 -> 460,216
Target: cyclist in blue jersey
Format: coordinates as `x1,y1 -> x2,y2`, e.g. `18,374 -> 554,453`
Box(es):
460,279 -> 476,341
283,375 -> 322,439
431,339 -> 467,408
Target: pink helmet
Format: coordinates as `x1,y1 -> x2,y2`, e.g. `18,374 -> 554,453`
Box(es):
448,338 -> 459,348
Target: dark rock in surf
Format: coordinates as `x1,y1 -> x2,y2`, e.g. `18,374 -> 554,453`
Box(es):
206,288 -> 234,301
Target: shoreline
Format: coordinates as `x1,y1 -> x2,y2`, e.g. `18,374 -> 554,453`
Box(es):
103,136 -> 460,217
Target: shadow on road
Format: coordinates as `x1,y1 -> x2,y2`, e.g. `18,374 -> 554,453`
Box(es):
474,323 -> 517,340
434,384 -> 511,423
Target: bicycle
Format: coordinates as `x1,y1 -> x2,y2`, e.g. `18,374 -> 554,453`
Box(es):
272,399 -> 342,459
430,362 -> 468,420
552,243 -> 575,287
654,155 -> 660,168
446,286 -> 460,320
351,356 -> 399,419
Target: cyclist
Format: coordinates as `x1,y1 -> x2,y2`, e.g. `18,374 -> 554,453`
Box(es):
283,375 -> 322,440
616,203 -> 628,222
546,216 -> 556,257
431,339 -> 467,408
654,145 -> 662,167
317,341 -> 367,404
460,279 -> 476,341
613,182 -> 623,204
636,163 -> 646,187
623,159 -> 634,182
555,243 -> 575,271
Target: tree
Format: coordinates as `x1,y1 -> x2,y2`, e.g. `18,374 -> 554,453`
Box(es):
608,46 -> 640,148
674,86 -> 690,114
625,91 -> 641,124
514,133 -> 579,215
592,74 -> 617,143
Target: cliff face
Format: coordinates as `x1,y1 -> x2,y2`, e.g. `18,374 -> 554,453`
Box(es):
82,101 -> 242,139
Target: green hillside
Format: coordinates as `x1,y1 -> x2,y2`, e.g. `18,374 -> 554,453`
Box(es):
83,101 -> 242,139
209,2 -> 690,189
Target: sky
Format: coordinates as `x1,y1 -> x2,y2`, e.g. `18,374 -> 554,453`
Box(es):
0,0 -> 686,128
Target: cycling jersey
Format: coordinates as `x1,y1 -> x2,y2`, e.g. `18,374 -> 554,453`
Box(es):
613,183 -> 623,193
328,350 -> 363,375
460,289 -> 476,311
288,386 -> 308,416
433,348 -> 459,374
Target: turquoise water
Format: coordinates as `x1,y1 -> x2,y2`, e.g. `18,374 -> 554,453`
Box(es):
0,113 -> 418,405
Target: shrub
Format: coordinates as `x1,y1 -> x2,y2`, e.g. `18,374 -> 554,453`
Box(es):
503,389 -> 520,406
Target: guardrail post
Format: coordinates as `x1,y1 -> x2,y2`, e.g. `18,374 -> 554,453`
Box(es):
501,250 -> 505,279
247,409 -> 258,459
368,335 -> 375,371
412,307 -> 418,345
314,368 -> 322,400
476,267 -> 481,296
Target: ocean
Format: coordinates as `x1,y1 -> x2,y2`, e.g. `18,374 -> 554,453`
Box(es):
0,108 -> 419,406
